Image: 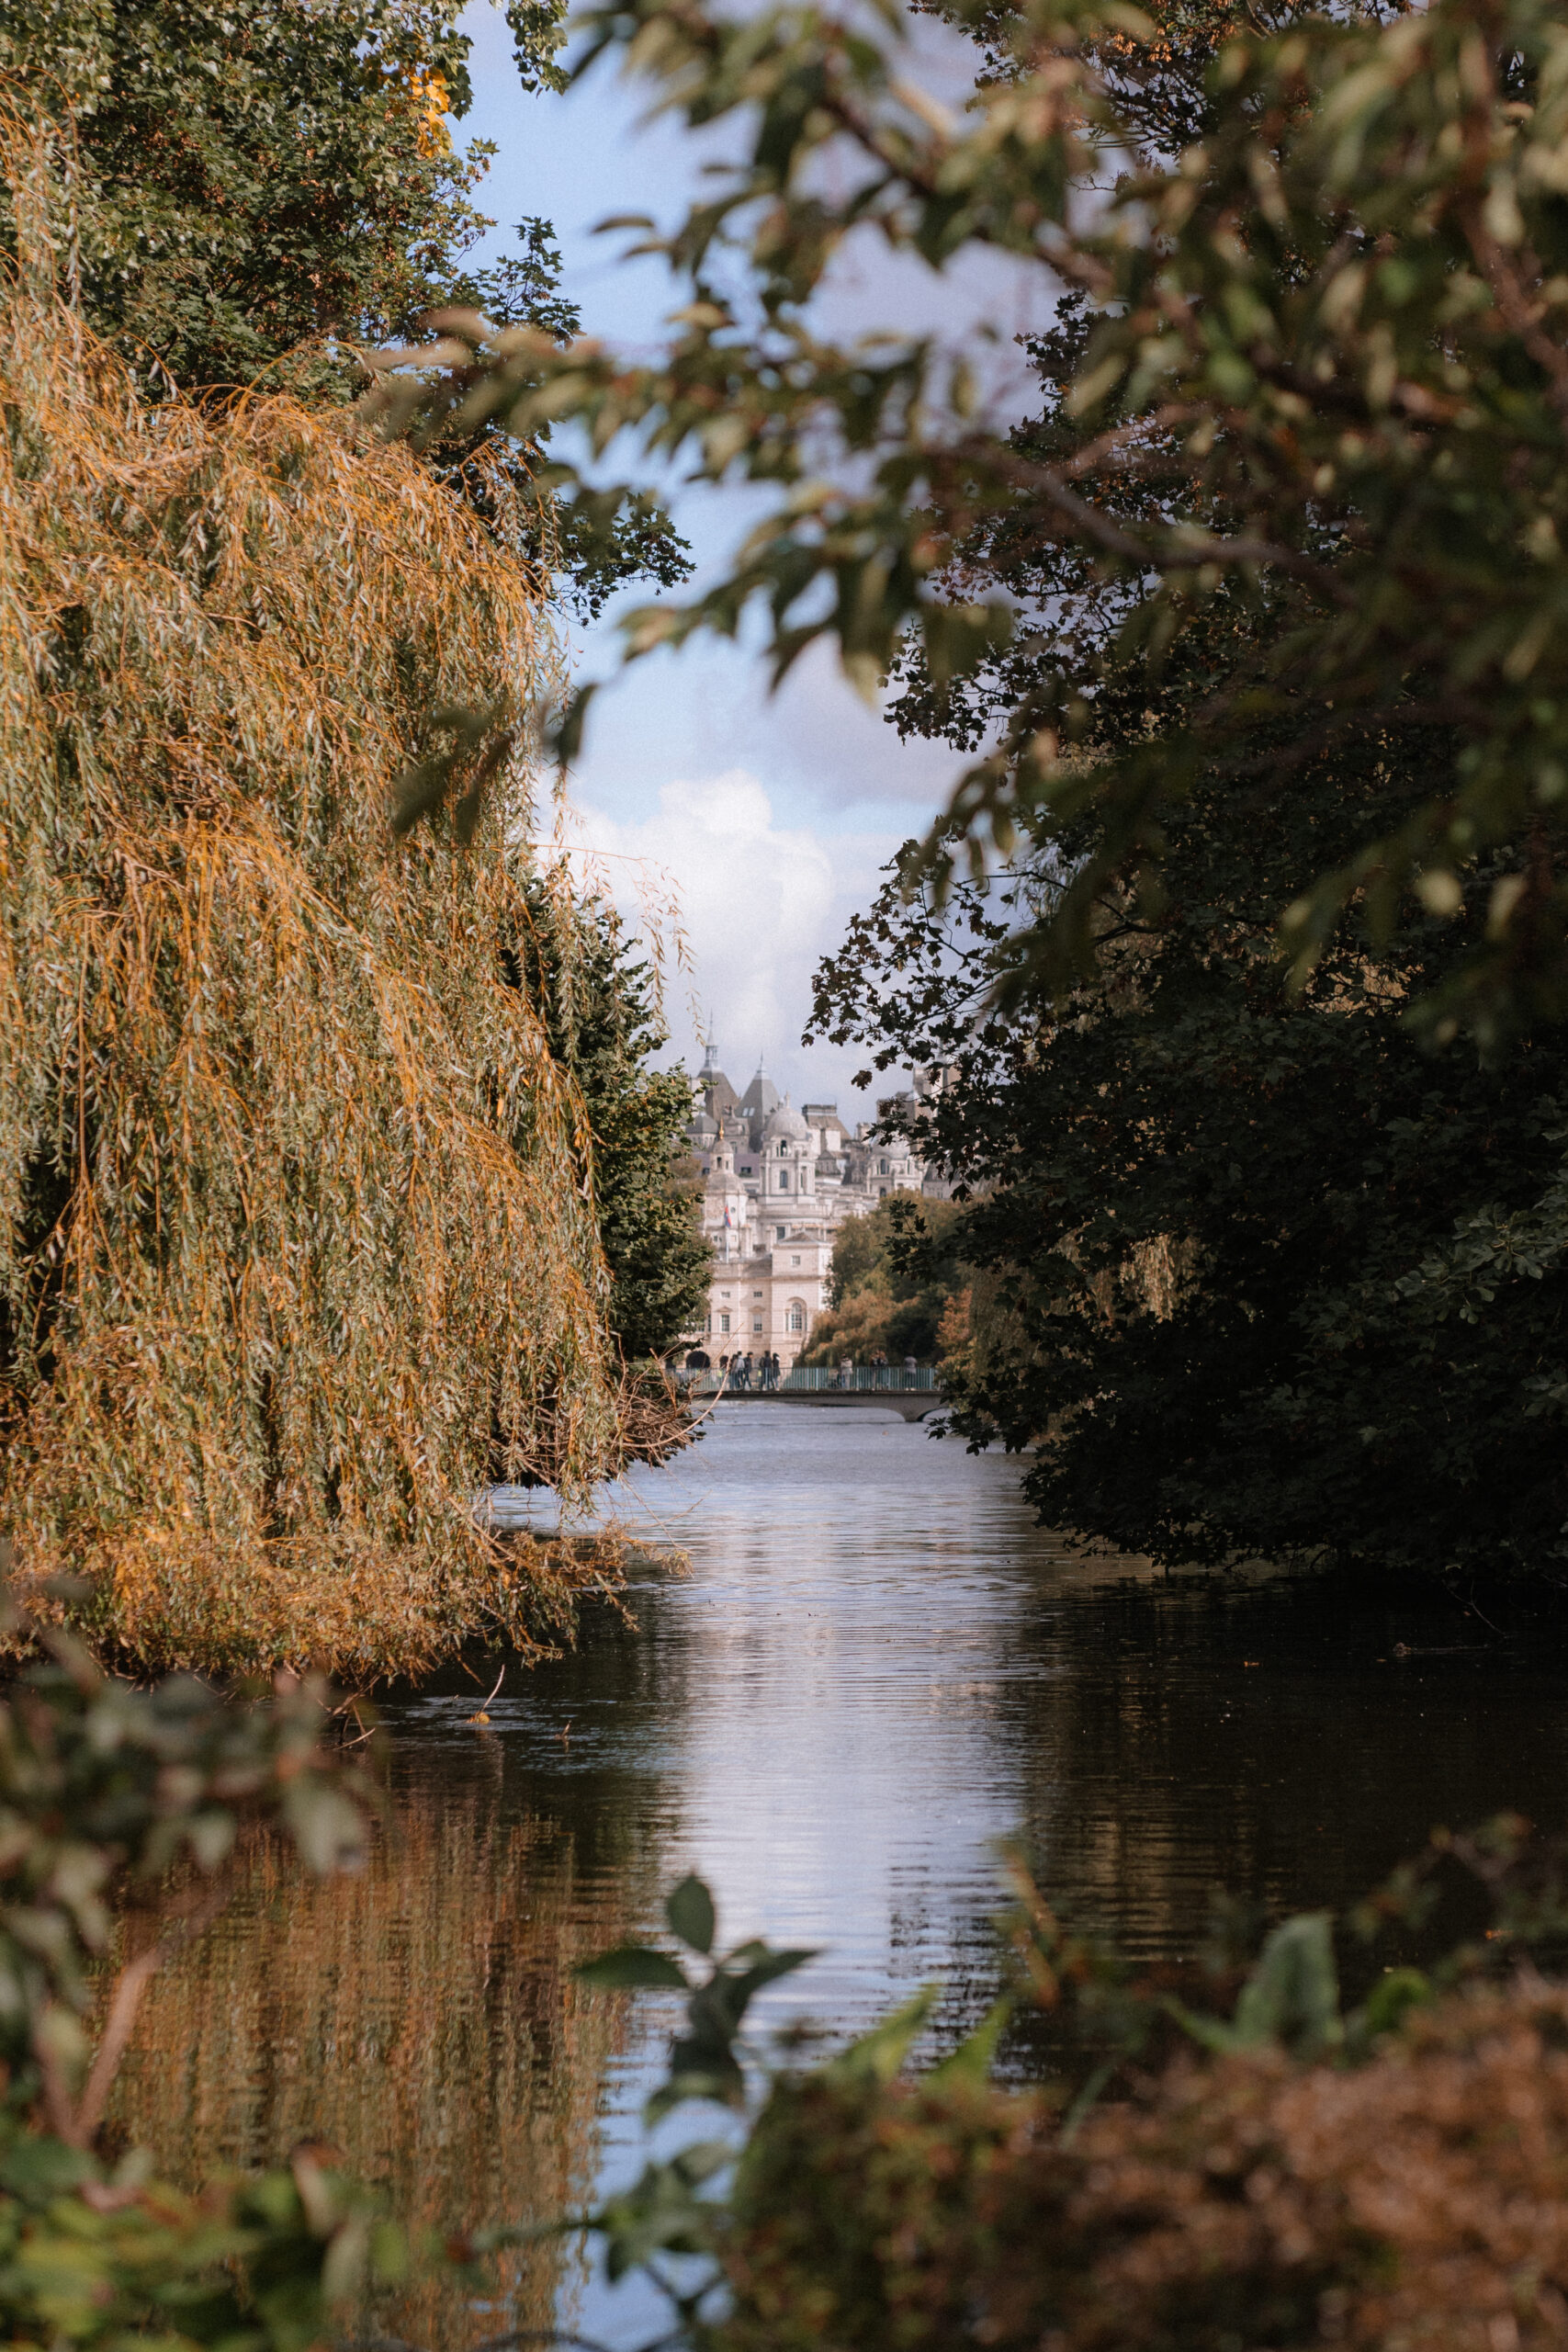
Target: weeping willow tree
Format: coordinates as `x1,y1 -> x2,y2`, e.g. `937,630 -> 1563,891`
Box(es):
0,228 -> 635,1673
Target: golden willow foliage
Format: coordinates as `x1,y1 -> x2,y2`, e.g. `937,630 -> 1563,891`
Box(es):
0,278 -> 630,1678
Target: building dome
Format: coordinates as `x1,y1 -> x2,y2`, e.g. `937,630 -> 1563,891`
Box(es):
762,1100 -> 809,1143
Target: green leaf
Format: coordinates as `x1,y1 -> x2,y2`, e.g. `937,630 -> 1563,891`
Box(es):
930,1994 -> 1013,2084
576,1945 -> 691,1991
1179,1914 -> 1343,2062
826,1985 -> 940,2087
547,680 -> 598,768
1357,1966 -> 1431,2041
1232,1913 -> 1342,2056
666,1874 -> 716,1954
0,2133 -> 94,2201
717,1940 -> 820,2019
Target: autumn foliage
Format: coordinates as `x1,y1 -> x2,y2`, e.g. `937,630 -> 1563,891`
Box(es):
722,1976 -> 1568,2351
0,238 -> 634,1674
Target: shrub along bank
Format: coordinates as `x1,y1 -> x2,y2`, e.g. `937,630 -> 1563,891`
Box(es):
0,1584 -> 391,2348
716,1979 -> 1568,2352
577,1843 -> 1568,2352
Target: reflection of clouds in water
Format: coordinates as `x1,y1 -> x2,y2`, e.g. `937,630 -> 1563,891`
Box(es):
603,1419 -> 1064,2025
490,1415 -> 1060,2031
567,1414 -> 1066,2347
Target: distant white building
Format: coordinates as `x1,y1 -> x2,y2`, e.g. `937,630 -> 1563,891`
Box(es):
683,1035 -> 948,1366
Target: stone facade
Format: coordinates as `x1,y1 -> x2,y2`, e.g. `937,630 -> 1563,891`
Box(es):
683,1035 -> 947,1366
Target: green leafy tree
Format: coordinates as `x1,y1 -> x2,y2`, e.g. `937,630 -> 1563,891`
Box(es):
385,0 -> 1568,1045
802,231 -> 1568,1580
814,769 -> 1568,1579
802,1195 -> 967,1366
513,886 -> 711,1363
0,0 -> 511,390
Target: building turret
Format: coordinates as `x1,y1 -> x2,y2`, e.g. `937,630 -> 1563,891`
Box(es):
761,1097 -> 814,1202
696,1028 -> 741,1124
681,1033 -> 935,1364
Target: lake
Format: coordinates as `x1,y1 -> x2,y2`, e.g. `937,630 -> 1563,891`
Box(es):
107,1408 -> 1568,2344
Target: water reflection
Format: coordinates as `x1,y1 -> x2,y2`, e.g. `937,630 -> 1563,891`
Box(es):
107,1731 -> 665,2346
108,1411 -> 1568,2343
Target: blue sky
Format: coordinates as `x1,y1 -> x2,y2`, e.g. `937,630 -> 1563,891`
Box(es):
453,1 -> 1023,1107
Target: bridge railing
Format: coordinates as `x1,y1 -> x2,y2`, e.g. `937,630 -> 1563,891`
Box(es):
681,1364 -> 939,1395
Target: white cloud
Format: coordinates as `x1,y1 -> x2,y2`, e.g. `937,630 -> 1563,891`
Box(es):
561,770 -> 907,1104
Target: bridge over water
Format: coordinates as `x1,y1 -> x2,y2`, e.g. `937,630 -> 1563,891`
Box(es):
683,1368 -> 947,1425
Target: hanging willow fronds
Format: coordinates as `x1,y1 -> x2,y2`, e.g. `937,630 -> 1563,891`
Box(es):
0,280 -> 636,1676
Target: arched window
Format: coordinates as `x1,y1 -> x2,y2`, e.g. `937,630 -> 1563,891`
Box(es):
786,1301 -> 807,1332
779,1169 -> 790,1189
878,1157 -> 889,1174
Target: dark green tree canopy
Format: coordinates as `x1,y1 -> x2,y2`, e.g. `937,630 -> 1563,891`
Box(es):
512,885 -> 711,1363
812,723 -> 1568,1582
800,152 -> 1568,1585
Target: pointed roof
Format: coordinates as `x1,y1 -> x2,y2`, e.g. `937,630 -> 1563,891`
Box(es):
740,1057 -> 781,1122
694,1027 -> 739,1123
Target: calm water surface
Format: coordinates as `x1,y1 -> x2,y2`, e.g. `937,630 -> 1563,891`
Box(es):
109,1410 -> 1568,2342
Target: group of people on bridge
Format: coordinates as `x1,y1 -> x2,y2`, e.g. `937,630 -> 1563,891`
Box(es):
682,1349 -> 783,1390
